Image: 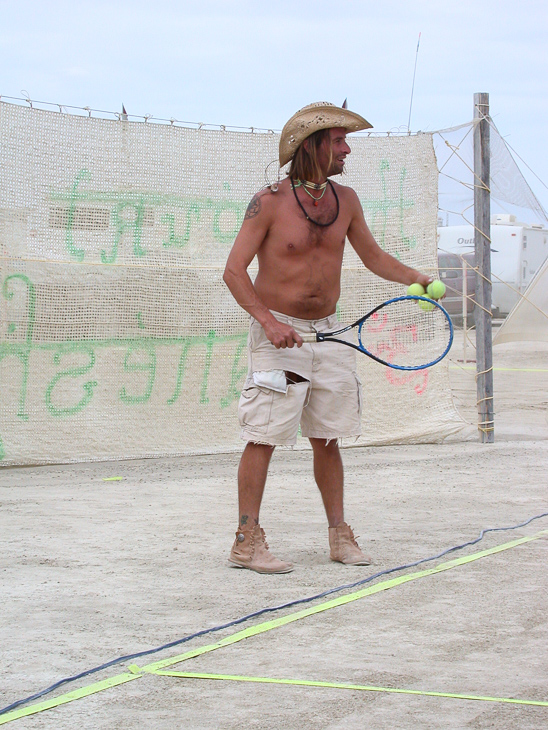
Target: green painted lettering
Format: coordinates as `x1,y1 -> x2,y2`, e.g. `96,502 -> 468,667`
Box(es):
1,274 -> 36,420
120,343 -> 156,403
45,347 -> 97,417
66,169 -> 91,261
162,203 -> 201,248
103,199 -> 147,264
167,338 -> 198,405
399,166 -> 417,254
360,161 -> 416,259
212,201 -> 246,245
200,330 -> 217,404
220,333 -> 248,408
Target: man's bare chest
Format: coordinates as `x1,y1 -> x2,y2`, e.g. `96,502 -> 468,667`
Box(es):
267,194 -> 350,254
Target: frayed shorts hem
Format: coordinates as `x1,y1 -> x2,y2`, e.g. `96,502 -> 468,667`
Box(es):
304,431 -> 362,441
240,430 -> 297,447
240,430 -> 362,447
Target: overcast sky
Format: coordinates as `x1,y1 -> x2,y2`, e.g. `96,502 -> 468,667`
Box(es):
1,0 -> 547,214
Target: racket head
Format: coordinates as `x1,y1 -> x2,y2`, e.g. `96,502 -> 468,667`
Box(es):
354,295 -> 453,370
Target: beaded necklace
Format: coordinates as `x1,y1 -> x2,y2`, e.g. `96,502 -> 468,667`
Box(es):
290,178 -> 339,227
293,179 -> 328,205
294,179 -> 328,190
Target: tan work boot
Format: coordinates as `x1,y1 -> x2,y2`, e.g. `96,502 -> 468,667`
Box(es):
228,524 -> 294,574
329,522 -> 372,565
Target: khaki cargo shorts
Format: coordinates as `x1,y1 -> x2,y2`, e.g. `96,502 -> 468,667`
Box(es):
238,311 -> 362,446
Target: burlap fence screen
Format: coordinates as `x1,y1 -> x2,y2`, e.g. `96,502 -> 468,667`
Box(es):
0,102 -> 469,466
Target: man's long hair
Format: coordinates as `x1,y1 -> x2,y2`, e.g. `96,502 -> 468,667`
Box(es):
288,128 -> 333,181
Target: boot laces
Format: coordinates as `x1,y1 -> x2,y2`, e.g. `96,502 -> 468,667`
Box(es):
347,525 -> 359,546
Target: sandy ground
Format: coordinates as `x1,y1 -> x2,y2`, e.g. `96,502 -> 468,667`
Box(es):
1,331 -> 547,729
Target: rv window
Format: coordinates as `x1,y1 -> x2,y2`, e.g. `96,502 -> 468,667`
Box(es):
441,270 -> 459,279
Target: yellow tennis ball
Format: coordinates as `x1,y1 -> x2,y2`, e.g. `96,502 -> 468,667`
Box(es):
407,283 -> 425,297
426,280 -> 446,300
418,298 -> 435,311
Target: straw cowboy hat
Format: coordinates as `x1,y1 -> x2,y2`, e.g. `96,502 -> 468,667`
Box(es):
279,101 -> 372,167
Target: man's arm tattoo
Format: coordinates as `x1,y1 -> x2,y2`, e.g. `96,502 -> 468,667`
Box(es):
244,195 -> 262,220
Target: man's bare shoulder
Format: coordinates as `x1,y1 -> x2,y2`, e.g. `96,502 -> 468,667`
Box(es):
243,189 -> 271,221
329,179 -> 362,212
244,180 -> 294,221
330,179 -> 359,199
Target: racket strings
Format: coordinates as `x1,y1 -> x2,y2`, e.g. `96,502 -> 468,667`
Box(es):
357,299 -> 450,368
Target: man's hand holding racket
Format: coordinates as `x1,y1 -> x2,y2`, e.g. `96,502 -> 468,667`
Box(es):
263,318 -> 303,349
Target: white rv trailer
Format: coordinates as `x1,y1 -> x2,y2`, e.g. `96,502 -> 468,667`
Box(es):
437,215 -> 548,316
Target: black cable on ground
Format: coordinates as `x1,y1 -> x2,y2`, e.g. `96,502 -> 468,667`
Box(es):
1,512 -> 546,717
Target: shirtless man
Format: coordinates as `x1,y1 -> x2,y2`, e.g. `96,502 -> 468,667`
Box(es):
223,102 -> 432,574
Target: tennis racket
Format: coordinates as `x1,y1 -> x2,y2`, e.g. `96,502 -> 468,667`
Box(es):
300,295 -> 453,370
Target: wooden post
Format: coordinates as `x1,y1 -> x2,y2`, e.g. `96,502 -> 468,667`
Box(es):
462,258 -> 468,365
473,92 -> 494,442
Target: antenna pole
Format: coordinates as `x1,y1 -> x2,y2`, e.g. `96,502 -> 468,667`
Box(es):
407,32 -> 421,132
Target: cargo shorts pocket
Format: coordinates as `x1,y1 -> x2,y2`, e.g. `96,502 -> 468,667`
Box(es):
238,384 -> 274,433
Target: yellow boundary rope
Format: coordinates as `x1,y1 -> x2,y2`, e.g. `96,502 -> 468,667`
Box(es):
449,365 -> 548,373
146,671 -> 548,707
1,530 -> 546,724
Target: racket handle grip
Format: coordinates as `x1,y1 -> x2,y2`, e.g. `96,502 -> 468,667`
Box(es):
300,333 -> 318,343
